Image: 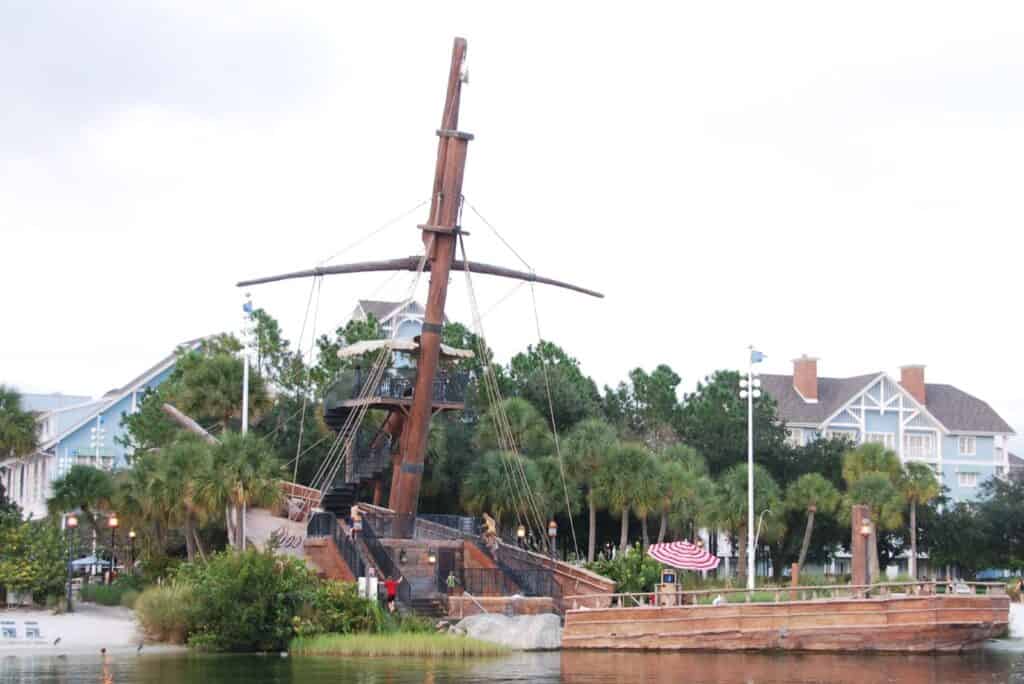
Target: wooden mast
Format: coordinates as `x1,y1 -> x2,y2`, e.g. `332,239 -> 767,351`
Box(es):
390,37 -> 471,536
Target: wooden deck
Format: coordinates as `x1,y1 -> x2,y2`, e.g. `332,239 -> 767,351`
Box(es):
562,593 -> 1009,653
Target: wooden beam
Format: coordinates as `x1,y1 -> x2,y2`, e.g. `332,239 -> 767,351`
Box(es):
161,403 -> 219,445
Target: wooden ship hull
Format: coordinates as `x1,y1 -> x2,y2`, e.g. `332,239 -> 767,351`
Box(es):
562,594 -> 1009,653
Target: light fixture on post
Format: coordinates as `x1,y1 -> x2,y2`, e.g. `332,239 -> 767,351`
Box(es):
65,513 -> 79,612
427,548 -> 437,564
860,518 -> 872,593
107,514 -> 119,584
128,529 -> 137,575
548,520 -> 558,560
739,346 -> 765,591
399,548 -> 408,565
516,524 -> 526,548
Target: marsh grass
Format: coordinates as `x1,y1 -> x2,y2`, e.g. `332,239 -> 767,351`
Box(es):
290,633 -> 510,657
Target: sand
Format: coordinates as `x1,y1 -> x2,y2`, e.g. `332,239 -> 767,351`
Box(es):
0,602 -> 186,656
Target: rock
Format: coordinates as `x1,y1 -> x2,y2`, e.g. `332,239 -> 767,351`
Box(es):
450,613 -> 562,651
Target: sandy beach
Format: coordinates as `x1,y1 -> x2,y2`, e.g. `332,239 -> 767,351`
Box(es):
0,602 -> 186,656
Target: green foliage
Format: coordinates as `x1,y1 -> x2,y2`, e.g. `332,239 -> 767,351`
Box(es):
505,341 -> 601,432
311,314 -> 384,395
842,442 -> 902,487
135,583 -> 196,644
603,365 -> 684,447
0,385 -> 38,460
80,577 -> 144,607
0,517 -> 66,600
845,472 -> 904,531
785,473 -> 840,516
293,581 -> 383,637
47,465 -> 114,527
474,397 -> 553,457
675,370 -> 788,475
712,463 -> 784,541
586,544 -> 663,593
900,462 -> 941,508
175,347 -> 270,430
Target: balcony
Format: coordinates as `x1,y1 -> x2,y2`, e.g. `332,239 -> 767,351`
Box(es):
324,368 -> 470,426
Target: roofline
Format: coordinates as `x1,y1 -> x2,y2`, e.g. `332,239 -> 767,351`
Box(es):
816,372 -> 951,435
39,339 -> 203,450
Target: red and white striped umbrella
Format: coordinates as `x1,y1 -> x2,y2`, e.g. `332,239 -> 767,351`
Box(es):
647,541 -> 720,571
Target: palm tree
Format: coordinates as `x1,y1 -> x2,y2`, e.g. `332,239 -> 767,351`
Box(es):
47,465 -> 114,527
656,445 -> 709,544
713,463 -> 782,583
564,419 -> 617,562
842,443 -> 904,581
593,442 -> 657,553
474,397 -> 553,457
202,431 -> 282,550
173,350 -> 271,431
461,450 -> 540,533
784,473 -> 840,573
0,385 -> 37,460
160,434 -> 215,560
899,462 -> 940,579
845,472 -> 904,581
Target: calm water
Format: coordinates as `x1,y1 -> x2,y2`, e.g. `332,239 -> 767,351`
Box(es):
2,649 -> 1024,683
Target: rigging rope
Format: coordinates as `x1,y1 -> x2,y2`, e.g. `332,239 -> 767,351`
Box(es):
317,199 -> 428,267
293,275 -> 323,483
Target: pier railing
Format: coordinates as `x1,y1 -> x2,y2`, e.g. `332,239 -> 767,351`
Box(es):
564,580 -> 1008,610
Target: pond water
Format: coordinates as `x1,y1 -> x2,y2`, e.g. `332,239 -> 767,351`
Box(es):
2,648 -> 1023,683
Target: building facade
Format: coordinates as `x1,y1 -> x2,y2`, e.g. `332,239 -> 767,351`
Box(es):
0,339 -> 202,519
761,356 -> 1015,502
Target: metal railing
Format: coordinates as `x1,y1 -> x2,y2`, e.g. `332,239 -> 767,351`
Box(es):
340,431 -> 392,485
327,368 -> 470,405
307,511 -> 366,578
563,580 -> 1010,610
359,519 -> 410,604
418,514 -> 480,537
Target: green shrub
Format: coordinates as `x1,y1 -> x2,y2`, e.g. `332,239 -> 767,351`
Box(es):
80,576 -> 144,607
294,580 -> 383,637
586,544 -> 663,593
182,548 -> 322,652
135,584 -> 195,644
289,633 -> 509,657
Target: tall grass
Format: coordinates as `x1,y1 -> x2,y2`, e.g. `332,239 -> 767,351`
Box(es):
134,584 -> 195,644
290,633 -> 510,657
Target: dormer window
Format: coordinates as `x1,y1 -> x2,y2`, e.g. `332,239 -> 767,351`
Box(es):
958,436 -> 977,456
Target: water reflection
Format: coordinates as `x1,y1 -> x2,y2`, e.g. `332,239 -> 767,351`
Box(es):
0,649 -> 1021,684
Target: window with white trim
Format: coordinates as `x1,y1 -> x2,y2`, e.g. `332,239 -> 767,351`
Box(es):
866,432 -> 895,449
826,429 -> 858,443
957,471 -> 978,488
903,433 -> 935,459
958,436 -> 977,455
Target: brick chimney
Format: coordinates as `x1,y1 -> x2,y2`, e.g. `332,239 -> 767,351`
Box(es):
900,365 -> 926,405
792,355 -> 819,402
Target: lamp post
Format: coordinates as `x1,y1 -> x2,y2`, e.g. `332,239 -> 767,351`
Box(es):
739,346 -> 765,590
516,524 -> 526,548
108,514 -> 119,583
548,520 -> 558,560
128,529 -> 136,575
65,513 -> 78,613
860,518 -> 872,594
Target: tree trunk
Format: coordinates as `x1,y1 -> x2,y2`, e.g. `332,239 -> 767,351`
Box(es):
869,525 -> 880,583
192,526 -> 207,562
657,513 -> 668,544
225,506 -> 235,548
909,501 -> 917,579
797,510 -> 816,571
737,524 -> 747,583
234,503 -> 245,550
641,514 -> 650,550
619,507 -> 629,553
587,494 -> 597,564
184,519 -> 196,562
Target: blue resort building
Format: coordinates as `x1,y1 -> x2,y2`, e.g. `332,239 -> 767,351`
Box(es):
762,356 -> 1016,503
0,338 -> 202,519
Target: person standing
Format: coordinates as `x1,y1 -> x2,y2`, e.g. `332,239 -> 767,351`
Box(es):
384,575 -> 403,613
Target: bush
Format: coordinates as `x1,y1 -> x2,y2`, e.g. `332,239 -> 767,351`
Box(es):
294,580 -> 383,637
182,548 -> 322,652
80,576 -> 145,607
289,633 -> 509,657
135,583 -> 195,644
586,544 -> 663,593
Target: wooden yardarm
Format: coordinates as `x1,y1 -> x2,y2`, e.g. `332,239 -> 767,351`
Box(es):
238,38 -> 601,537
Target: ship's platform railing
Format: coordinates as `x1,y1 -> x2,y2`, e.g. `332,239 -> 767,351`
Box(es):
564,580 -> 1009,610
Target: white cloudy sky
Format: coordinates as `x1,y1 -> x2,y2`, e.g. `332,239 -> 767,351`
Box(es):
3,2 -> 1023,446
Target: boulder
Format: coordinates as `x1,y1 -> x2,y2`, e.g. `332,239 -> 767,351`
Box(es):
450,613 -> 562,650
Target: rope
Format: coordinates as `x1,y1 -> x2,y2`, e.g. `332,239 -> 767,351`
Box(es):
317,199 -> 428,267
293,276 -> 323,483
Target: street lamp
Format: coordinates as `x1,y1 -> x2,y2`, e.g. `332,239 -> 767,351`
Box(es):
427,549 -> 437,564
516,524 -> 526,548
108,514 -> 119,583
66,513 -> 79,612
860,519 -> 872,591
128,530 -> 136,575
548,520 -> 558,559
739,346 -> 765,590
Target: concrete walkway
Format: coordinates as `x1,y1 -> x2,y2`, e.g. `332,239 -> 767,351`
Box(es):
0,602 -> 185,656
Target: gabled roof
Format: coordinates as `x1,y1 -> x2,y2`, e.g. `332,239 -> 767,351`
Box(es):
762,372 -> 1015,434
760,373 -> 882,424
356,300 -> 447,324
37,337 -> 207,451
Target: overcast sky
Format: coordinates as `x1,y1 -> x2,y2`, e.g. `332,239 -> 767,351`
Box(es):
3,2 -> 1023,447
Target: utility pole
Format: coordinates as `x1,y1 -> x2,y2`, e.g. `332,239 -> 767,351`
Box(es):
739,347 -> 764,590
